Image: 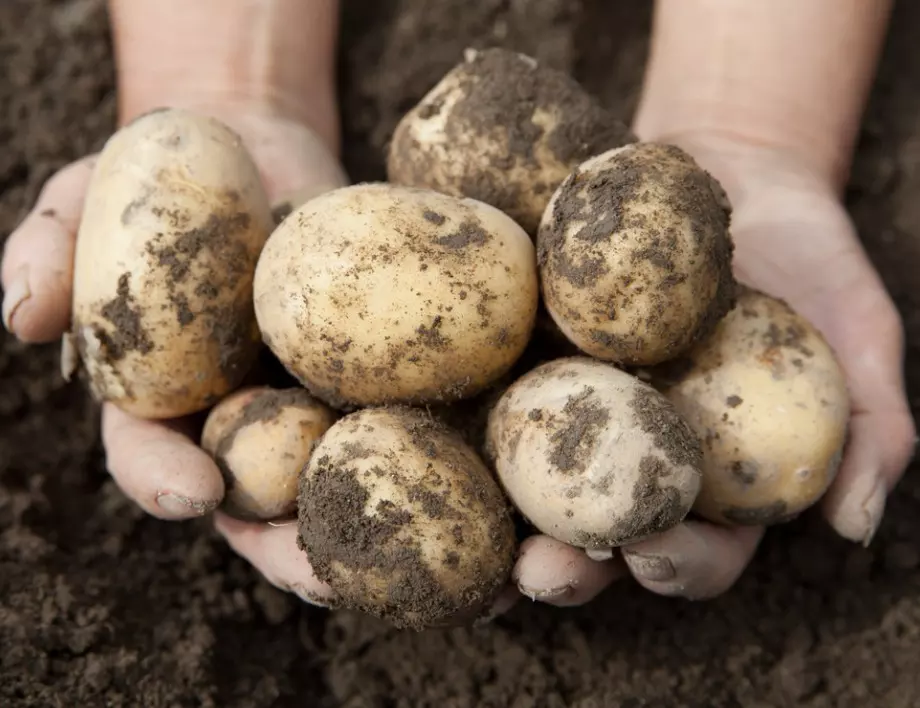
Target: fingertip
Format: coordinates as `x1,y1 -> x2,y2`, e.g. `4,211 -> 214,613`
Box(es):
102,404 -> 224,520
213,514 -> 336,607
622,521 -> 763,600
513,535 -> 626,607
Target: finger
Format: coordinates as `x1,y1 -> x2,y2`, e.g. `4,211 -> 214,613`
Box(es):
1,156 -> 96,343
822,408 -> 916,545
102,403 -> 224,520
622,521 -> 764,600
512,535 -> 628,607
213,513 -> 337,607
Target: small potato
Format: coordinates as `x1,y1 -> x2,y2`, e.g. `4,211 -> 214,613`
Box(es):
387,47 -> 634,235
648,287 -> 850,526
484,357 -> 702,554
201,387 -> 337,520
297,406 -> 516,630
537,142 -> 737,367
254,183 -> 539,408
70,108 -> 274,418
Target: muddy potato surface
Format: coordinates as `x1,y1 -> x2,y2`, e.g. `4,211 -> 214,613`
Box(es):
485,357 -> 702,552
537,142 -> 736,367
297,406 -> 516,630
254,183 -> 539,408
387,47 -> 634,235
650,287 -> 850,526
70,108 -> 274,418
201,387 -> 337,521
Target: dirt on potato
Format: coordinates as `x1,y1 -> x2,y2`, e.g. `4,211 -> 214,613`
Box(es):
6,0 -> 920,706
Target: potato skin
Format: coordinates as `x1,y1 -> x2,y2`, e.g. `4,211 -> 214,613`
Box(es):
484,357 -> 702,551
201,386 -> 337,521
649,288 -> 850,526
387,47 -> 634,235
254,183 -> 539,408
297,406 -> 516,630
71,108 -> 274,418
537,142 -> 736,367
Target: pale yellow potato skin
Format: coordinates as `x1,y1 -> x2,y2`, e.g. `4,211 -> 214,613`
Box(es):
297,407 -> 516,630
537,142 -> 736,367
652,288 -> 850,526
484,357 -> 703,551
386,48 -> 634,235
201,387 -> 337,521
254,183 -> 539,408
71,108 -> 274,419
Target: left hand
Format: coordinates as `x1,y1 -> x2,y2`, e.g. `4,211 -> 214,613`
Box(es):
514,134 -> 917,606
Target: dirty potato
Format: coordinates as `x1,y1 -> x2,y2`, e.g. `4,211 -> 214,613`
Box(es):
201,386 -> 337,520
254,183 -> 539,408
69,108 -> 274,418
297,406 -> 517,630
387,47 -> 634,235
485,357 -> 702,556
537,142 -> 736,367
648,287 -> 850,526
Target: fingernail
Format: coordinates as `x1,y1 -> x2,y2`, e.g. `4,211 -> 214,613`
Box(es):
585,547 -> 614,561
290,584 -> 336,609
156,492 -> 219,519
624,552 -> 676,582
516,583 -> 573,601
2,267 -> 31,334
860,480 -> 886,547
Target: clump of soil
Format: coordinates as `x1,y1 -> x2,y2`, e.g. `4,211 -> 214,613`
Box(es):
5,0 -> 920,706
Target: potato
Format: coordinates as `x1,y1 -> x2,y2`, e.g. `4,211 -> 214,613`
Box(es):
484,357 -> 702,554
537,142 -> 737,367
254,182 -> 539,408
387,47 -> 634,235
69,108 -> 274,418
647,287 -> 850,526
201,386 -> 337,520
297,406 -> 516,630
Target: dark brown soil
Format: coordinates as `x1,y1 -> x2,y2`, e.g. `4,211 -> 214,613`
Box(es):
4,0 -> 920,706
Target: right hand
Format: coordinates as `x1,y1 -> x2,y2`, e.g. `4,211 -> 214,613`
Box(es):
1,103 -> 349,606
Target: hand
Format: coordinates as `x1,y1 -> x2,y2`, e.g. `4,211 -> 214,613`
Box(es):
510,134 -> 917,605
1,102 -> 350,606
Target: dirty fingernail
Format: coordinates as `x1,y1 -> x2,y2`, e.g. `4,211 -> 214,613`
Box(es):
624,552 -> 676,582
156,492 -> 219,519
2,268 -> 31,334
860,480 -> 887,547
291,584 -> 336,609
517,583 -> 573,602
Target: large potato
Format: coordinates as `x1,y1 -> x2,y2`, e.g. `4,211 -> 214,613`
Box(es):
70,108 -> 274,418
485,357 -> 702,554
201,386 -> 337,520
254,183 -> 539,408
537,142 -> 737,367
387,47 -> 634,235
297,406 -> 516,630
648,287 -> 850,525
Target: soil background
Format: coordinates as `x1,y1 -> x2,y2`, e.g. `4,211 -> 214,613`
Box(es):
3,1 -> 920,706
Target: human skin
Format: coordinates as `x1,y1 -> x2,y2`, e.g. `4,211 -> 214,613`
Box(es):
1,0 -> 915,608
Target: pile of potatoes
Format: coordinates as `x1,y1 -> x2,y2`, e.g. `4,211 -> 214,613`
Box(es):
67,48 -> 850,631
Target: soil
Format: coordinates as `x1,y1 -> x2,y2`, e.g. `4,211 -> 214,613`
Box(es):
5,0 -> 920,706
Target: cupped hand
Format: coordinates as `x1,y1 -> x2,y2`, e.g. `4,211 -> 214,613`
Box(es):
513,134 -> 917,606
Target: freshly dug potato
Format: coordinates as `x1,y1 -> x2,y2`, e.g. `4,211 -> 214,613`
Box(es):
201,386 -> 337,520
69,108 -> 274,418
648,287 -> 850,526
484,357 -> 702,554
537,142 -> 737,367
297,406 -> 516,630
254,183 -> 539,408
387,47 -> 634,235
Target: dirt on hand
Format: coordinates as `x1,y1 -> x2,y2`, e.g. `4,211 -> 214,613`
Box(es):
5,0 -> 920,706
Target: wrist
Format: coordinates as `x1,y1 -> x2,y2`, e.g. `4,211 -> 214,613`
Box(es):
108,0 -> 340,152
